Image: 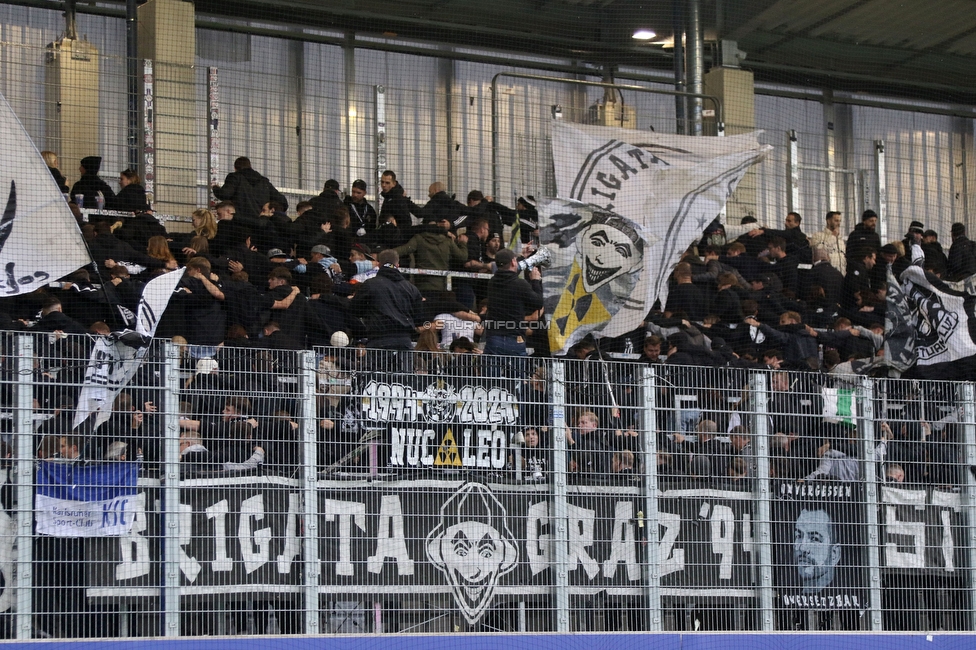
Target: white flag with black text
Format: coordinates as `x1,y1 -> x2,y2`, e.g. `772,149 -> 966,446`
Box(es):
74,268 -> 185,429
0,91 -> 91,293
550,121 -> 771,323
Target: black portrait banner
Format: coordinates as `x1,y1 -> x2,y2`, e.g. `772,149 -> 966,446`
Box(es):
772,481 -> 868,610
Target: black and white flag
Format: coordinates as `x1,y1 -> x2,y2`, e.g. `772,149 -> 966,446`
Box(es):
885,260 -> 976,377
550,121 -> 770,337
0,91 -> 92,293
74,268 -> 184,429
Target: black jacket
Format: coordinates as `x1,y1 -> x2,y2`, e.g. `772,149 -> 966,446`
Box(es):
569,430 -> 612,476
69,174 -> 116,209
797,260 -> 844,305
755,322 -> 819,369
89,232 -> 163,271
30,310 -> 87,335
467,200 -> 516,242
174,276 -> 225,346
842,260 -> 872,309
115,212 -> 166,251
665,283 -> 705,321
48,167 -> 69,194
305,294 -> 362,347
111,183 -> 149,212
764,254 -> 800,296
410,191 -> 468,227
349,265 -> 424,347
309,190 -> 342,221
713,287 -> 744,323
111,277 -> 147,317
210,219 -> 250,258
948,236 -> 976,281
483,270 -> 543,338
766,226 -> 810,262
291,210 -> 329,257
845,223 -> 881,259
379,183 -> 413,227
249,213 -> 293,255
344,196 -> 378,231
213,168 -> 287,227
921,241 -> 948,276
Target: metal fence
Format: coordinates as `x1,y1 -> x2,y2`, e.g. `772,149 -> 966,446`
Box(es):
0,332 -> 974,638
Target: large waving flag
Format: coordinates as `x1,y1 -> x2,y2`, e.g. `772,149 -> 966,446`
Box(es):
0,91 -> 91,292
550,121 -> 771,336
35,461 -> 139,537
74,268 -> 185,429
884,261 -> 976,379
538,199 -> 657,355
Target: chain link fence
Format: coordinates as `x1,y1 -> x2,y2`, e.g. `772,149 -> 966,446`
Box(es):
0,332 -> 973,637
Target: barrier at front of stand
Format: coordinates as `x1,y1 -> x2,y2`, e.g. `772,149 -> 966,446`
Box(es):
0,333 -> 974,638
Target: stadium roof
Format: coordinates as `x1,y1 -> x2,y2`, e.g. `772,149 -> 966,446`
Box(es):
187,0 -> 976,101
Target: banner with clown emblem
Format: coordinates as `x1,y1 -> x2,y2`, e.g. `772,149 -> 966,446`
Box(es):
546,122 -> 770,355
538,200 -> 653,355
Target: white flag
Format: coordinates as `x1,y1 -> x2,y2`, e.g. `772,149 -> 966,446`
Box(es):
538,199 -> 658,355
551,121 -> 771,324
0,91 -> 91,292
74,269 -> 185,429
897,265 -> 976,366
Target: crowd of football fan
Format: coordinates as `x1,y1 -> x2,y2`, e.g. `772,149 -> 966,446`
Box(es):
0,153 -> 967,638
0,153 -> 967,483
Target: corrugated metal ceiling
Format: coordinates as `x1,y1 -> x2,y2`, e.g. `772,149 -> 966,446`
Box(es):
188,0 -> 976,100
736,0 -> 976,52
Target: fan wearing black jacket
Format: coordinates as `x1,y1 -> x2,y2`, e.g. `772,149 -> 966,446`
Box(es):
378,170 -> 414,228
348,249 -> 424,351
482,249 -> 544,357
212,156 -> 287,228
69,156 -> 116,209
111,169 -> 149,212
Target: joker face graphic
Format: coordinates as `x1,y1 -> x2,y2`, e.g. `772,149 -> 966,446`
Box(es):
576,215 -> 644,293
426,483 -> 518,623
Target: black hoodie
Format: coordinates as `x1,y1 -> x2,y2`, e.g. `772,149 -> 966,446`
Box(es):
845,222 -> 881,259
69,173 -> 116,209
483,269 -> 543,338
213,168 -> 288,227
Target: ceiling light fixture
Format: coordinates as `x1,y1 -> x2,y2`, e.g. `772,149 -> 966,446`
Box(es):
632,29 -> 656,40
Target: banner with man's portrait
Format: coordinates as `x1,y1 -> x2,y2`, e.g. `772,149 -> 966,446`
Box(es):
772,481 -> 868,610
